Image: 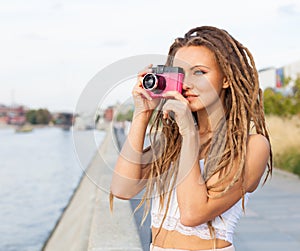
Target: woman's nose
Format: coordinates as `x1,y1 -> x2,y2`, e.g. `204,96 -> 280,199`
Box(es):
182,76 -> 194,90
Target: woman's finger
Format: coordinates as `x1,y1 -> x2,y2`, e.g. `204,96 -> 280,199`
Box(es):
162,91 -> 189,105
162,99 -> 191,120
132,85 -> 152,101
137,64 -> 153,78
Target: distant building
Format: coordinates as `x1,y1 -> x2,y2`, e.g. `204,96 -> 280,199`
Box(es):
258,67 -> 277,90
72,112 -> 95,130
104,106 -> 114,121
284,61 -> 300,81
258,60 -> 300,92
51,112 -> 75,130
0,104 -> 26,125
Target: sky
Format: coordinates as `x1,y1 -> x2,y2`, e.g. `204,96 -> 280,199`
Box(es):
1,0 -> 300,113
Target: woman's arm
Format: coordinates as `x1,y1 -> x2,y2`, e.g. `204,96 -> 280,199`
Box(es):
110,112 -> 151,199
176,133 -> 270,226
110,65 -> 160,199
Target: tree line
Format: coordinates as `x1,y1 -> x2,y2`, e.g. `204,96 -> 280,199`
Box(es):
264,76 -> 300,117
25,109 -> 71,125
26,109 -> 52,124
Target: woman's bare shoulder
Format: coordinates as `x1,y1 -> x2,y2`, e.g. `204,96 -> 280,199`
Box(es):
248,134 -> 270,149
245,134 -> 271,192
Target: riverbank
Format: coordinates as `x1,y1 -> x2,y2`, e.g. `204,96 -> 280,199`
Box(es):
0,123 -> 67,130
42,124 -> 143,251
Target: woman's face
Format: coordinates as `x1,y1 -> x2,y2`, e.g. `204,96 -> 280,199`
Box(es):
173,46 -> 228,113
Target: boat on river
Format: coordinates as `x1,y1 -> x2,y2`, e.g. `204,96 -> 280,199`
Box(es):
15,124 -> 33,133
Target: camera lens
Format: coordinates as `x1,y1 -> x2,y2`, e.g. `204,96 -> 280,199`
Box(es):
142,73 -> 157,90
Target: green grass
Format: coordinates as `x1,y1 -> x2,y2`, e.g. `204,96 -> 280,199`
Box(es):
275,147 -> 300,176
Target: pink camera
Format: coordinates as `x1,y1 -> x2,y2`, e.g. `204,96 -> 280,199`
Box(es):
142,65 -> 184,98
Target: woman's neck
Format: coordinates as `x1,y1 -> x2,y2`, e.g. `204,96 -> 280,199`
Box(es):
196,104 -> 226,133
196,106 -> 226,159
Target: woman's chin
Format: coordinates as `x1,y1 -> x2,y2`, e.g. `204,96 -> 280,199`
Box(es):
188,102 -> 204,112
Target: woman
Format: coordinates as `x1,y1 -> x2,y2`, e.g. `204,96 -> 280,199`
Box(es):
110,26 -> 272,251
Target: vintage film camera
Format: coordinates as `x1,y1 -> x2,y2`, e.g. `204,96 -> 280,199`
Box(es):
142,65 -> 184,98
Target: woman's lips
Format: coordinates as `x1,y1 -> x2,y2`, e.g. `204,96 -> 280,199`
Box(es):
184,93 -> 199,101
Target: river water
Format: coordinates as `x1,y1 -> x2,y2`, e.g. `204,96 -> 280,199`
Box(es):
0,127 -> 105,251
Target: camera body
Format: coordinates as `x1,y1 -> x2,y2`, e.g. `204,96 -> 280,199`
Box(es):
142,65 -> 184,98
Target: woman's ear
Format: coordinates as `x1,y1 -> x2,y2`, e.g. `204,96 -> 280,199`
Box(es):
222,77 -> 230,89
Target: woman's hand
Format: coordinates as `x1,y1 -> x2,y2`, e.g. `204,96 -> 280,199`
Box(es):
162,91 -> 198,136
132,65 -> 161,120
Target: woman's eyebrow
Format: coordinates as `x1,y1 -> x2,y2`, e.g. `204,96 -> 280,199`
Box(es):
190,65 -> 211,70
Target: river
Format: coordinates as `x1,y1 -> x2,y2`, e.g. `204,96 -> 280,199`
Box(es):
0,127 -> 105,251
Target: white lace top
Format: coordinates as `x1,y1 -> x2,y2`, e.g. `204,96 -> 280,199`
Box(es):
151,159 -> 250,244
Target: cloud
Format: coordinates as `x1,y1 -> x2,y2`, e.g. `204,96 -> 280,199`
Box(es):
278,3 -> 300,16
101,40 -> 127,48
51,2 -> 64,11
19,33 -> 48,41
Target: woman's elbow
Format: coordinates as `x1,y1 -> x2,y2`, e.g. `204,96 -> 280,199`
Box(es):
179,212 -> 207,227
110,176 -> 136,200
110,182 -> 144,200
110,189 -> 133,200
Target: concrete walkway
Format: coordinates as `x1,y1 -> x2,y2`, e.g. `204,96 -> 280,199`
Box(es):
235,169 -> 300,251
42,127 -> 143,251
43,125 -> 300,251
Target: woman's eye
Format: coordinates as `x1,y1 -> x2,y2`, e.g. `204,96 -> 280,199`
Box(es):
194,70 -> 205,75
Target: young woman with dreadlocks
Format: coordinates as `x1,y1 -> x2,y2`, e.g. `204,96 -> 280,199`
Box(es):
110,26 -> 272,251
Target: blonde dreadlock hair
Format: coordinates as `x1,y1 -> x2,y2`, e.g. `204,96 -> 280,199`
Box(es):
119,26 -> 272,244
